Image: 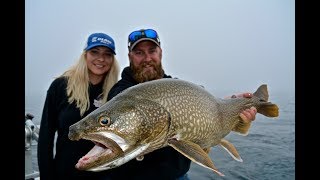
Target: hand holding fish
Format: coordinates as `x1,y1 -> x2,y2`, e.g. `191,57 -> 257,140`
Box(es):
230,93 -> 258,123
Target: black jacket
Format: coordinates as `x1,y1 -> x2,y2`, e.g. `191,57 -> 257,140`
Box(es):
105,67 -> 191,180
37,77 -> 113,180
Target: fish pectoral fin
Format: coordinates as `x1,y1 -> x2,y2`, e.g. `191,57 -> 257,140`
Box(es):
219,139 -> 243,162
232,118 -> 251,136
168,139 -> 224,176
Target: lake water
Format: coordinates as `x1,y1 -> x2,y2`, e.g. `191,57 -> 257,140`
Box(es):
26,92 -> 295,180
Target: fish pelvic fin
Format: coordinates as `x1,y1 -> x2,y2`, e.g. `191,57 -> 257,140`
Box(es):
253,84 -> 279,118
219,139 -> 243,162
168,139 -> 224,176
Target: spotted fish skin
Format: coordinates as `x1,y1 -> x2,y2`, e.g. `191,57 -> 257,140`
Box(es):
68,78 -> 279,176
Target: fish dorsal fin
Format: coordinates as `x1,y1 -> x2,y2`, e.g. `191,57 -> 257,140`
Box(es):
232,118 -> 251,136
253,84 -> 268,102
168,139 -> 224,176
219,139 -> 242,162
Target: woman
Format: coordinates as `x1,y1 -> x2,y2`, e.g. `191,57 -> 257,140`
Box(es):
37,32 -> 120,180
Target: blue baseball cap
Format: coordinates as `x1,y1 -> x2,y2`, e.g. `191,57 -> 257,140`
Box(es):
84,33 -> 116,54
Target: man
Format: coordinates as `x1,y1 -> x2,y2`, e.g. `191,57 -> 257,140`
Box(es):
106,28 -> 257,180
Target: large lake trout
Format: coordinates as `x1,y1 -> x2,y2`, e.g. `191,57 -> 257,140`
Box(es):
68,78 -> 279,176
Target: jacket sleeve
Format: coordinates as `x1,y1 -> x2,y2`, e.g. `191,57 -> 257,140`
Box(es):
37,85 -> 58,180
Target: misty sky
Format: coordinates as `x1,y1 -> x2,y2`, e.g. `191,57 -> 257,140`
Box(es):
25,0 -> 294,116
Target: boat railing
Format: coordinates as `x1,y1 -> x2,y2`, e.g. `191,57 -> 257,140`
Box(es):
25,113 -> 40,180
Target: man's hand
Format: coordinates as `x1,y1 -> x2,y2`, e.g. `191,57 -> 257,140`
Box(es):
231,93 -> 257,123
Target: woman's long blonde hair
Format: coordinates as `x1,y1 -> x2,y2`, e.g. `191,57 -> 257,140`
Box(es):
60,51 -> 120,116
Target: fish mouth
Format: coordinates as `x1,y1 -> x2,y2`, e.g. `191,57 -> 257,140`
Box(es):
76,132 -> 127,170
75,132 -> 149,171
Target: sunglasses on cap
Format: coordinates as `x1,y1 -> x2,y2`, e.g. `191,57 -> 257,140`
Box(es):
128,29 -> 160,50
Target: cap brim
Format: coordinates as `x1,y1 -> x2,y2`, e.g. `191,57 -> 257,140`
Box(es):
85,43 -> 116,54
129,38 -> 160,51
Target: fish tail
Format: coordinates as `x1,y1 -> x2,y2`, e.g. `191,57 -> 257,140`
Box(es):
258,102 -> 279,117
253,84 -> 279,117
253,84 -> 269,101
232,84 -> 279,135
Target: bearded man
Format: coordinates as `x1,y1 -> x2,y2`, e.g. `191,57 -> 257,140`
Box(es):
105,28 -> 257,180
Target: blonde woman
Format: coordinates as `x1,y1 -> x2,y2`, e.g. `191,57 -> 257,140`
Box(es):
37,32 -> 120,180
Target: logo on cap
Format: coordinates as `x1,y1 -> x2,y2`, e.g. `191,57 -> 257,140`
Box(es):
92,37 -> 112,45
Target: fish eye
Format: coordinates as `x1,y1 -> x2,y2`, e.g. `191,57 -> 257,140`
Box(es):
99,116 -> 111,126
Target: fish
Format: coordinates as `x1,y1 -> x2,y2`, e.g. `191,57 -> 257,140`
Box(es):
68,78 -> 279,176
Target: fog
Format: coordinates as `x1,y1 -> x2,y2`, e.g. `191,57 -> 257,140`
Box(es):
25,0 -> 294,119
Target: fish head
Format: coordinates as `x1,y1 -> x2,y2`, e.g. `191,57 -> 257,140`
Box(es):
68,95 -> 171,171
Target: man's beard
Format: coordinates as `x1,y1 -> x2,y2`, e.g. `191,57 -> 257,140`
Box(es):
131,61 -> 164,83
